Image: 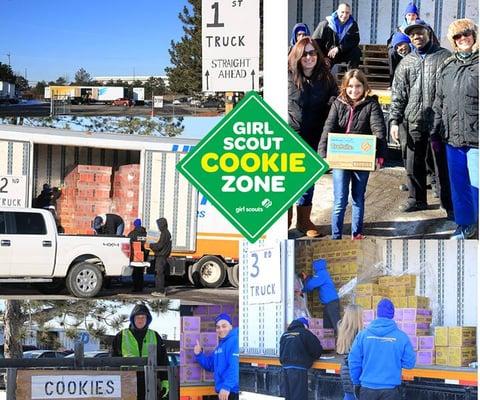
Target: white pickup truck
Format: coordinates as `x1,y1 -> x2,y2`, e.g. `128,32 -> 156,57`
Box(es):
0,208 -> 133,297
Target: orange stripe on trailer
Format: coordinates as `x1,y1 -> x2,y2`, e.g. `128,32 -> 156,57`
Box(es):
402,367 -> 477,383
173,238 -> 239,260
180,385 -> 217,396
459,380 -> 477,387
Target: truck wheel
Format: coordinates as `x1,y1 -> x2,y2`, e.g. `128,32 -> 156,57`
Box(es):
37,279 -> 65,294
66,262 -> 103,298
192,256 -> 227,288
227,264 -> 239,288
187,263 -> 198,286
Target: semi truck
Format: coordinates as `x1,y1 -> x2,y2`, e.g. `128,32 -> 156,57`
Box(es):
239,239 -> 478,399
44,86 -> 141,104
0,125 -> 240,289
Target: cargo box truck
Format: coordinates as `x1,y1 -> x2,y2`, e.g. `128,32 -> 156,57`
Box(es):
239,239 -> 477,399
0,125 -> 240,289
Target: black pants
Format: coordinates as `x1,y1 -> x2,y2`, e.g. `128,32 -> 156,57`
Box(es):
132,267 -> 144,292
405,126 -> 452,211
283,368 -> 308,400
359,387 -> 401,400
155,256 -> 167,292
331,46 -> 362,70
205,394 -> 238,400
324,299 -> 341,333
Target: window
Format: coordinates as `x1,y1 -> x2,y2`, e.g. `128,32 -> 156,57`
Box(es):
12,212 -> 46,235
0,212 -> 5,234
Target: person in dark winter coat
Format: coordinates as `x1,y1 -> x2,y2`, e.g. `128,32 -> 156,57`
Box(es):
280,317 -> 323,400
288,36 -> 338,237
289,22 -> 311,53
336,305 -> 364,400
312,3 -> 361,70
150,217 -> 172,295
431,19 -> 479,239
319,69 -> 387,239
111,303 -> 169,400
92,213 -> 125,236
302,259 -> 341,332
390,19 -> 453,216
348,299 -> 416,400
194,313 -> 239,400
388,32 -> 412,85
127,218 -> 149,292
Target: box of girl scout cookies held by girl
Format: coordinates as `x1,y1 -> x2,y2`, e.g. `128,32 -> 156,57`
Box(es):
326,133 -> 377,171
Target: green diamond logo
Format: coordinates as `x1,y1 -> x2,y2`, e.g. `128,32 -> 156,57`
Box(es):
177,91 -> 329,243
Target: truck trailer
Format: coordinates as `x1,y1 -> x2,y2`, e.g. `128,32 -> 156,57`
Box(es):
0,125 -> 241,289
239,239 -> 478,399
44,86 -> 134,104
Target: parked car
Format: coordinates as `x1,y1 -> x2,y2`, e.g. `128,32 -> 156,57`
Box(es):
112,98 -> 133,107
190,99 -> 201,106
65,350 -> 110,358
23,350 -> 68,359
172,100 -> 181,105
200,98 -> 225,109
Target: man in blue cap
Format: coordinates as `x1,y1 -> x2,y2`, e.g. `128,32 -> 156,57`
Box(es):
302,259 -> 341,334
127,218 -> 148,292
289,22 -> 311,53
194,313 -> 239,400
279,317 -> 323,399
349,298 -> 416,400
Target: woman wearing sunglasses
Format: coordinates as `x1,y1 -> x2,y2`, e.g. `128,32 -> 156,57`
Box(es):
431,19 -> 479,239
288,37 -> 338,237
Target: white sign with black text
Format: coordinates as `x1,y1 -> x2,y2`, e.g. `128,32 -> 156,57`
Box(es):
153,96 -> 164,108
247,241 -> 281,304
202,0 -> 260,92
0,175 -> 26,208
31,375 -> 121,399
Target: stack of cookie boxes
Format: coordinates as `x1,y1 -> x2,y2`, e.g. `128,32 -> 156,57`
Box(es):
180,304 -> 239,385
359,274 -> 435,365
435,326 -> 477,367
295,240 -> 381,352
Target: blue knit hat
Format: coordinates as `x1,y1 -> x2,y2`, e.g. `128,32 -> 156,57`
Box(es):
297,317 -> 309,328
133,218 -> 142,228
215,313 -> 233,325
377,298 -> 395,319
392,32 -> 411,48
405,2 -> 419,16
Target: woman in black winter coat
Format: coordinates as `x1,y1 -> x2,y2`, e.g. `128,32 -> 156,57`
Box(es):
318,69 -> 387,239
288,36 -> 338,237
431,19 -> 479,239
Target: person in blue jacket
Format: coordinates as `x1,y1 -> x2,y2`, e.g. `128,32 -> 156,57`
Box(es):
289,22 -> 311,53
348,298 -> 416,400
302,259 -> 341,333
194,313 -> 239,400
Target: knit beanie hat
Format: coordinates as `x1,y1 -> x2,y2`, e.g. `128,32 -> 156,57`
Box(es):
405,2 -> 419,15
134,218 -> 142,228
377,298 -> 395,319
297,317 -> 309,328
215,313 -> 232,325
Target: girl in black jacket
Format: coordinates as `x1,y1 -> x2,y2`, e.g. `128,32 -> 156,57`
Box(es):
319,69 -> 387,239
288,36 -> 338,237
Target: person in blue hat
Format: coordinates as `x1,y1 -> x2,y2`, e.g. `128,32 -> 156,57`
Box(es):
289,22 -> 311,53
127,218 -> 148,292
301,259 -> 341,333
194,313 -> 239,400
280,317 -> 323,400
348,298 -> 416,400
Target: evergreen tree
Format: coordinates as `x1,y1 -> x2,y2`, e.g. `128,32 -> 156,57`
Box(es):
165,0 -> 201,95
74,68 -> 92,84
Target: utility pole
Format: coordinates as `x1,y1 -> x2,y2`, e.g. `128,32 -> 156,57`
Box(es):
6,53 -> 11,67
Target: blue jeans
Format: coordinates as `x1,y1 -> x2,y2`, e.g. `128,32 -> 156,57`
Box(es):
297,185 -> 314,206
332,169 -> 370,239
344,393 -> 357,400
446,145 -> 479,226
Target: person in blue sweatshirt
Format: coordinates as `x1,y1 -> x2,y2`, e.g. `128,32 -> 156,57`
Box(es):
194,313 -> 239,400
348,298 -> 416,400
302,259 -> 341,334
280,317 -> 323,399
289,22 -> 311,53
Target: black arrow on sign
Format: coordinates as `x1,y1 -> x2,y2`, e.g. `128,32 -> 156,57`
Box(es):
205,70 -> 210,91
251,70 -> 256,91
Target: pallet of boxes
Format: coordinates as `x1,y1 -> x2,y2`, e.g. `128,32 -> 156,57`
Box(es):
357,275 -> 436,365
295,239 -> 382,352
435,326 -> 477,367
57,164 -> 140,235
180,304 -> 239,394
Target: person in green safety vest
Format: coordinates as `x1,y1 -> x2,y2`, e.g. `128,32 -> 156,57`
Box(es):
112,303 -> 169,399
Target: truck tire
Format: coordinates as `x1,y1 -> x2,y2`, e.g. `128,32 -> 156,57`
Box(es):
227,264 -> 239,288
66,262 -> 103,298
192,256 -> 227,288
187,263 -> 199,287
37,279 -> 65,295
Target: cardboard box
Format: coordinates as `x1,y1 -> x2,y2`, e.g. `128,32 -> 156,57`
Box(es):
448,327 -> 476,347
310,318 -> 324,329
320,337 -> 336,350
435,347 -> 448,365
356,283 -> 381,296
356,296 -> 372,309
391,297 -> 408,309
326,133 -> 377,171
180,364 -> 202,383
408,296 -> 430,309
417,350 -> 435,365
408,335 -> 418,350
180,333 -> 200,349
447,347 -> 476,367
181,317 -> 201,332
386,286 -> 416,297
435,327 -> 449,347
363,310 -> 375,323
199,333 -> 218,348
401,322 -> 430,336
372,296 -> 384,308
402,308 -> 432,322
393,308 -> 404,322
180,349 -> 196,365
418,336 -> 435,350
202,370 -> 215,382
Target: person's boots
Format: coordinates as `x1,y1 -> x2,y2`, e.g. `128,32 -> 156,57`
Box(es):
296,205 -> 321,237
287,207 -> 292,229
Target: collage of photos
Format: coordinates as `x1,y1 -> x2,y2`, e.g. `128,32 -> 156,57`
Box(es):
0,0 -> 478,400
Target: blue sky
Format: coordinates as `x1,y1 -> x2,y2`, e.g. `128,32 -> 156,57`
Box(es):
1,0 -> 190,84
